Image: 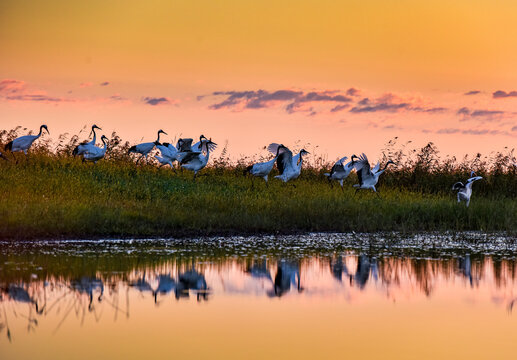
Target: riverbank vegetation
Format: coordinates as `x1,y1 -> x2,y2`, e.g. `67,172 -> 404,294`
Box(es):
0,128 -> 516,239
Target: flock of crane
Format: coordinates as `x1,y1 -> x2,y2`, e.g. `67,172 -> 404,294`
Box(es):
1,124 -> 483,206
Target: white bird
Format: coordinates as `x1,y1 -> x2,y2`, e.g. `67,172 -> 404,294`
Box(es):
176,135 -> 217,163
267,143 -> 309,183
324,156 -> 355,190
4,124 -> 49,157
154,142 -> 178,169
83,135 -> 108,163
180,138 -> 217,179
175,137 -> 195,163
245,145 -> 283,186
352,153 -> 395,193
193,135 -> 215,152
128,129 -> 167,164
452,172 -> 483,207
72,124 -> 102,156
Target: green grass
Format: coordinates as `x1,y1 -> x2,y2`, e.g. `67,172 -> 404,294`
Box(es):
1,153 -> 516,240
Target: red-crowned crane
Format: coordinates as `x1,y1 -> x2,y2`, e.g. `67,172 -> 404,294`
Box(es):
4,124 -> 49,158
352,153 -> 395,193
72,124 -> 102,156
128,129 -> 167,164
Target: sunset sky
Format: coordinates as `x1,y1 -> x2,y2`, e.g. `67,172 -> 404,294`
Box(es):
1,0 -> 517,160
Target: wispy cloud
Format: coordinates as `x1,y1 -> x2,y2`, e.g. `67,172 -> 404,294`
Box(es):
437,128 -> 460,134
346,87 -> 360,96
6,94 -> 68,102
204,89 -> 353,114
109,94 -> 127,101
457,107 -> 507,121
100,81 -> 110,86
0,79 -> 26,93
202,88 -> 450,117
464,90 -> 481,96
330,104 -> 350,113
492,90 -> 517,99
79,82 -> 93,88
0,79 -> 72,103
436,128 -> 508,136
349,93 -> 447,114
142,96 -> 174,106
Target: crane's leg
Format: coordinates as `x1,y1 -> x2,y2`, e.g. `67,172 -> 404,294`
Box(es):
457,193 -> 460,203
136,154 -> 144,165
466,198 -> 470,207
328,177 -> 333,188
264,176 -> 269,188
339,180 -> 344,193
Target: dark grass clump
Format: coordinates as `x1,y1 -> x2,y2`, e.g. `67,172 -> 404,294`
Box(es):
0,129 -> 516,239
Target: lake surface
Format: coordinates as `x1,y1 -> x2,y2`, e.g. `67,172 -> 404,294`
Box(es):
1,233 -> 517,359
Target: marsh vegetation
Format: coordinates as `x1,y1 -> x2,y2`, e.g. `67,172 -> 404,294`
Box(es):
0,128 -> 516,239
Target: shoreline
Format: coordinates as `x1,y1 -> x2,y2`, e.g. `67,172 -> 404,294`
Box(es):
2,230 -> 517,250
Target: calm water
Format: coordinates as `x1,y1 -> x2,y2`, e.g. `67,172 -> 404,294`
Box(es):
1,233 -> 517,359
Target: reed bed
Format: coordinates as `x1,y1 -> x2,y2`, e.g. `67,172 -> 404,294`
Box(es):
0,128 -> 516,239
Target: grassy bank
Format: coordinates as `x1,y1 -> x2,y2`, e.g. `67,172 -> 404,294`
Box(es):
0,153 -> 516,240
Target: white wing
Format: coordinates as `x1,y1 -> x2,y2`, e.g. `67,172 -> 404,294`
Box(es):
337,156 -> 348,165
467,176 -> 482,183
267,143 -> 289,156
354,153 -> 371,173
156,144 -> 172,158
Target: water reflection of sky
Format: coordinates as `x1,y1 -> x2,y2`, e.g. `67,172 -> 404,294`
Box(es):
1,235 -> 517,359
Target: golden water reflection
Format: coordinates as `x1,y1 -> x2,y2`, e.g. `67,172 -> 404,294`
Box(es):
2,249 -> 517,359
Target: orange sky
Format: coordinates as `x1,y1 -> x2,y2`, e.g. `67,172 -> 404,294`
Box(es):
1,0 -> 517,161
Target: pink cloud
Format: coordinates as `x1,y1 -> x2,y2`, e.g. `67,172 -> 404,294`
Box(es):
0,78 -> 73,103
79,82 -> 93,88
0,79 -> 26,93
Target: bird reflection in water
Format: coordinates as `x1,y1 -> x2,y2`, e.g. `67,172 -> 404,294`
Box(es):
268,260 -> 303,297
329,255 -> 350,282
1,283 -> 44,341
129,272 -> 153,296
153,274 -> 176,304
245,258 -> 272,281
70,277 -> 104,310
177,268 -> 210,301
349,255 -> 378,289
3,284 -> 43,314
457,254 -> 474,287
